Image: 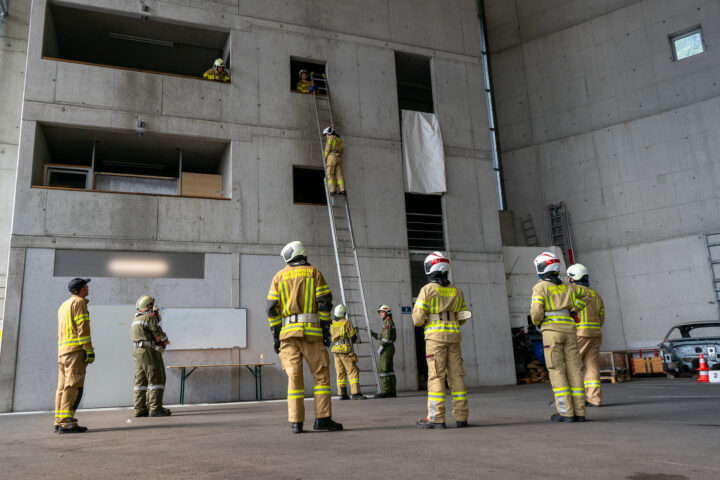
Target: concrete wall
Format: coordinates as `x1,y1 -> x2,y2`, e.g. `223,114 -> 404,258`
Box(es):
0,0 -> 514,411
486,0 -> 720,349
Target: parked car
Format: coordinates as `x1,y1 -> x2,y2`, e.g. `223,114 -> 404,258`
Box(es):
659,321 -> 720,373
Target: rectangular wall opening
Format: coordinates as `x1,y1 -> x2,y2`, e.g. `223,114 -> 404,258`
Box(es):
405,193 -> 445,250
290,57 -> 326,93
43,2 -> 230,79
293,166 -> 327,205
33,123 -> 231,199
395,52 -> 434,113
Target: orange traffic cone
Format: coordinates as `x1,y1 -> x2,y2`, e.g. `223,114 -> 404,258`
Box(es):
697,354 -> 710,383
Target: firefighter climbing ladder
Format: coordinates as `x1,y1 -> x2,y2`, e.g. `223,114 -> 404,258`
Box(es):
311,72 -> 381,394
704,233 -> 720,321
546,202 -> 574,265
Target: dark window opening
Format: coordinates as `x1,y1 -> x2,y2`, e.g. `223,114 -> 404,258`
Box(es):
405,193 -> 445,250
33,124 -> 230,199
43,3 -> 230,79
395,52 -> 433,113
410,255 -> 429,390
293,166 -> 327,205
290,58 -> 326,93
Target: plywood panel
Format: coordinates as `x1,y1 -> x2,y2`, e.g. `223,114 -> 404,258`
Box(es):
182,172 -> 223,198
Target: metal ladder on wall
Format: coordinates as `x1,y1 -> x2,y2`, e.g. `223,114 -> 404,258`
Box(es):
311,72 -> 381,394
704,233 -> 720,321
520,215 -> 539,246
546,202 -> 574,265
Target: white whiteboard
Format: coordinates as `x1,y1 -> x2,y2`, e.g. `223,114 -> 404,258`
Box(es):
82,305 -> 246,408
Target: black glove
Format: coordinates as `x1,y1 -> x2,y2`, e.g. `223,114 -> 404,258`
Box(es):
84,349 -> 95,364
271,326 -> 281,354
321,322 -> 331,348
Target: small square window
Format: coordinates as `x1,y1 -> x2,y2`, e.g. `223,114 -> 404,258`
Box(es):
293,166 -> 327,205
671,27 -> 704,61
290,58 -> 326,93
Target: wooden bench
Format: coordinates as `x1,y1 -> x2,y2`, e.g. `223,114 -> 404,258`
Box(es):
168,363 -> 274,405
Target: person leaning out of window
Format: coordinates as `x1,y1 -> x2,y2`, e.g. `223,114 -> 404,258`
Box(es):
204,58 -> 230,83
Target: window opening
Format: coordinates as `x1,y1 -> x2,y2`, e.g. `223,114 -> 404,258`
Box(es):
290,58 -> 326,93
44,3 -> 230,79
670,26 -> 704,61
405,193 -> 445,251
395,52 -> 433,113
293,166 -> 327,205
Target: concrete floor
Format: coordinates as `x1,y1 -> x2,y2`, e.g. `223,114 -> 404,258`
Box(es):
1,378 -> 719,480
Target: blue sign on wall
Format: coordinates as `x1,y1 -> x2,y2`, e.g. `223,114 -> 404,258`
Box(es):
401,306 -> 411,314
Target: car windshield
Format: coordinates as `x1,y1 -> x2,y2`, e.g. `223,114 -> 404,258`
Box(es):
667,324 -> 720,340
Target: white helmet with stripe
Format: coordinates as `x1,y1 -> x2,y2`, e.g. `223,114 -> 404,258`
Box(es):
567,263 -> 589,283
424,251 -> 450,275
281,240 -> 307,263
533,251 -> 560,275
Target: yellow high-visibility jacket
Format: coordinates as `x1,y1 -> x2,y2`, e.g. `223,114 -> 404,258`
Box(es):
576,287 -> 604,338
412,282 -> 469,344
267,264 -> 332,341
330,317 -> 356,353
57,295 -> 93,356
530,280 -> 592,334
203,68 -> 230,83
324,134 -> 344,159
297,80 -> 312,93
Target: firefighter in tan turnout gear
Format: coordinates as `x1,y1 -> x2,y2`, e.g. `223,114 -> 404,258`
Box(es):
331,304 -> 366,400
531,252 -> 592,422
267,241 -> 343,434
567,263 -> 605,407
55,278 -> 95,434
413,252 -> 472,429
131,295 -> 171,417
323,126 -> 345,195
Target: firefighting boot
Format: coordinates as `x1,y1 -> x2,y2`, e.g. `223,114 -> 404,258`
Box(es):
339,387 -> 350,400
314,417 -> 344,431
351,393 -> 367,400
550,413 -> 575,423
574,415 -> 587,422
291,422 -> 303,434
374,392 -> 389,399
417,417 -> 446,429
57,425 -> 88,434
456,421 -> 468,428
150,408 -> 172,417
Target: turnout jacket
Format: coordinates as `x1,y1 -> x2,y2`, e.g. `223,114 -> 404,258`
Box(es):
575,287 -> 605,338
57,295 -> 93,356
330,317 -> 357,354
324,134 -> 344,159
131,310 -> 167,344
372,316 -> 396,345
412,282 -> 469,344
267,263 -> 332,341
530,280 -> 592,334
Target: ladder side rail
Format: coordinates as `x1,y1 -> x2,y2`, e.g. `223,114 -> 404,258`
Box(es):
343,198 -> 380,391
705,233 -> 720,321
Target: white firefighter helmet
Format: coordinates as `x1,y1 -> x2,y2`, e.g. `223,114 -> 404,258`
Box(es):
136,295 -> 154,311
322,126 -> 335,136
424,251 -> 450,275
567,263 -> 589,283
377,304 -> 392,315
333,304 -> 347,318
534,251 -> 561,275
214,58 -> 225,68
281,240 -> 307,263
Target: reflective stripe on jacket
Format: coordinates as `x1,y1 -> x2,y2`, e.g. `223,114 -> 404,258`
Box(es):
267,264 -> 332,340
57,295 -> 92,356
576,287 -> 604,337
297,80 -> 312,93
530,280 -> 591,334
324,134 -> 344,159
412,282 -> 469,343
203,68 -> 230,82
331,317 -> 355,353
131,311 -> 167,343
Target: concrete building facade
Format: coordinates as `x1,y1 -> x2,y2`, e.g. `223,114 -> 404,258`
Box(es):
486,0 -> 720,349
0,0 -> 515,412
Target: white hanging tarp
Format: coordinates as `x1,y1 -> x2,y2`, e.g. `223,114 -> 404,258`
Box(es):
402,110 -> 447,194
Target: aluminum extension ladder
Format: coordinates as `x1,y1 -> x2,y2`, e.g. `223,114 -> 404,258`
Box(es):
704,233 -> 720,321
546,202 -> 574,265
310,72 -> 381,394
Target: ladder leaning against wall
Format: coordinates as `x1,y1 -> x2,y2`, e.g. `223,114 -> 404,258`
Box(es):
310,72 -> 381,394
546,202 -> 574,265
704,233 -> 720,321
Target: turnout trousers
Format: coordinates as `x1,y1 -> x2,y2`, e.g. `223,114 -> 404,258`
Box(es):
334,352 -> 360,395
578,336 -> 602,405
54,350 -> 87,428
425,339 -> 468,423
279,337 -> 332,423
325,154 -> 345,193
543,330 -> 586,418
133,347 -> 166,415
378,344 -> 396,394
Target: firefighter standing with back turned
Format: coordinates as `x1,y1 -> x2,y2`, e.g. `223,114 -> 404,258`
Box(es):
55,277 -> 95,434
267,240 -> 343,434
371,305 -> 396,398
323,126 -> 345,196
131,295 -> 171,417
531,252 -> 592,422
413,252 -> 472,429
331,304 -> 367,400
567,263 -> 605,407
